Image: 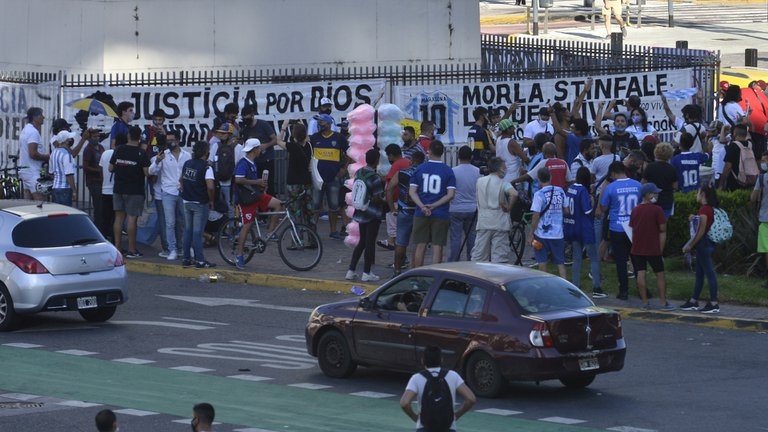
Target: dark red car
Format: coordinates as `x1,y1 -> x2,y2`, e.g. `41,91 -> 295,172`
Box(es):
305,262 -> 626,397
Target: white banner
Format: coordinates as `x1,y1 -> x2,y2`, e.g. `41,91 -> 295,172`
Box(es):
0,81 -> 60,169
394,69 -> 695,144
61,80 -> 387,145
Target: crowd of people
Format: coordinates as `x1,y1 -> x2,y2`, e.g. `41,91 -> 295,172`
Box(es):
13,79 -> 768,307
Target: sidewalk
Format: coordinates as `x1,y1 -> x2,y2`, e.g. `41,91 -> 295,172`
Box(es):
125,220 -> 768,332
479,0 -> 768,69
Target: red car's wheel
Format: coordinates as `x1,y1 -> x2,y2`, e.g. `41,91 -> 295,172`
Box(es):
317,331 -> 357,378
465,351 -> 504,398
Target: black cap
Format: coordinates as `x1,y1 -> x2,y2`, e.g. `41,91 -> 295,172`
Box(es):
52,118 -> 72,132
538,107 -> 550,116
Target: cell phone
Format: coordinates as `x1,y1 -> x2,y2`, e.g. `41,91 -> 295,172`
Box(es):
615,100 -> 624,105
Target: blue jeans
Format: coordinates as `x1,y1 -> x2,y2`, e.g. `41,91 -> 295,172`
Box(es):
162,193 -> 185,252
52,188 -> 72,207
151,198 -> 168,252
220,183 -> 233,218
183,201 -> 209,263
448,211 -> 476,262
692,236 -> 719,302
571,240 -> 601,290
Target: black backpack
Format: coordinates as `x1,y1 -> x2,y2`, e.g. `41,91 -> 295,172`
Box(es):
215,142 -> 236,182
419,369 -> 453,432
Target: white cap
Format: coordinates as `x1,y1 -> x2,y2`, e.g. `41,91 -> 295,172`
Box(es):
320,97 -> 333,106
243,138 -> 261,153
54,130 -> 77,145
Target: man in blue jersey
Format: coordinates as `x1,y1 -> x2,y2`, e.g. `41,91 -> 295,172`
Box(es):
671,132 -> 710,193
599,161 -> 642,300
408,140 -> 456,267
529,168 -> 567,278
310,114 -> 349,240
386,152 -> 425,276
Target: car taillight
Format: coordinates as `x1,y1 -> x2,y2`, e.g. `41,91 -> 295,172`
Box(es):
615,315 -> 623,339
529,322 -> 554,348
114,250 -> 125,267
6,252 -> 50,274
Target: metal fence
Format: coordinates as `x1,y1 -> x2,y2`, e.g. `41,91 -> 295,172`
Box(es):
3,34 -> 721,200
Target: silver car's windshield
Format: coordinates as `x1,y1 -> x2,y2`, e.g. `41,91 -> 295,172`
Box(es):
504,277 -> 593,313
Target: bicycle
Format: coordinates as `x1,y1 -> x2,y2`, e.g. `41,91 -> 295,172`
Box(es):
509,211 -> 533,266
217,191 -> 323,271
0,155 -> 26,199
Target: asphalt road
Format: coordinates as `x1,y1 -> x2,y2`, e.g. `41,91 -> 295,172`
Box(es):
0,272 -> 765,431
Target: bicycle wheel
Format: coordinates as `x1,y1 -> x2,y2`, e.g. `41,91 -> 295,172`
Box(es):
277,223 -> 323,271
217,218 -> 258,266
509,223 -> 526,266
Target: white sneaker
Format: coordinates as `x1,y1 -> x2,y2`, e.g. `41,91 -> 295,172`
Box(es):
362,272 -> 380,282
345,270 -> 358,280
167,250 -> 178,260
158,250 -> 170,258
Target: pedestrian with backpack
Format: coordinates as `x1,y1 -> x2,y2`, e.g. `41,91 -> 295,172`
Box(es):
345,149 -> 386,282
680,185 -> 723,314
720,124 -> 760,191
400,345 -> 476,432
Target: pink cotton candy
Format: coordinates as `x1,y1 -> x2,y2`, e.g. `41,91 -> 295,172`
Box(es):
349,134 -> 375,150
346,104 -> 376,123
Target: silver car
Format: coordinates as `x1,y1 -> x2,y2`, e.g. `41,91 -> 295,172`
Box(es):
0,200 -> 128,330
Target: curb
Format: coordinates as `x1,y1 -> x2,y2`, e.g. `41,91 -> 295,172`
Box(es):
126,260 -> 379,294
612,307 -> 768,332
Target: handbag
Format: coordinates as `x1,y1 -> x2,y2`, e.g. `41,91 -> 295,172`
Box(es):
309,144 -> 324,190
237,184 -> 262,205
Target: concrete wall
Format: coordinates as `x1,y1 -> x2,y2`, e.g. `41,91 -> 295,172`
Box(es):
0,0 -> 480,74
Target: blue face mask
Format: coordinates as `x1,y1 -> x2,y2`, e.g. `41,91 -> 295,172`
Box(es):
631,115 -> 642,124
614,126 -> 626,133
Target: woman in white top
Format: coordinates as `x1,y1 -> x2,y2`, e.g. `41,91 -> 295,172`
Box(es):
718,85 -> 750,128
495,119 -> 529,183
626,107 -> 657,141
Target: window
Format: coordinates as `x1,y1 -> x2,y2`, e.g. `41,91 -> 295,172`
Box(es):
12,214 -> 105,248
429,279 -> 486,318
374,276 -> 432,312
504,277 -> 592,314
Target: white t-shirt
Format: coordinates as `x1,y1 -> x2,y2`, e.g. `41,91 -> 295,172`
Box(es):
99,149 -> 114,195
523,119 -> 553,140
719,101 -> 745,128
405,367 -> 465,430
496,136 -> 523,183
19,123 -> 44,176
569,154 -> 594,183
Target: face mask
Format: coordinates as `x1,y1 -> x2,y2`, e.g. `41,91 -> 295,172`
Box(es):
762,162 -> 768,172
538,119 -> 548,127
167,141 -> 177,150
631,115 -> 642,124
650,196 -> 658,203
614,126 -> 626,133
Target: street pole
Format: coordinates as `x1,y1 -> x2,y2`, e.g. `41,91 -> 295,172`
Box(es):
533,0 -> 539,36
668,0 -> 674,27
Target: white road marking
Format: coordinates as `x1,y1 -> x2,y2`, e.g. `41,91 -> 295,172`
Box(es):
57,400 -> 102,408
289,383 -> 332,390
114,408 -> 158,417
275,335 -> 305,343
539,416 -> 586,424
234,429 -> 278,432
349,391 -> 396,399
112,357 -> 156,365
172,419 -> 222,425
476,408 -> 523,415
162,317 -> 230,325
227,374 -> 273,382
607,427 -> 658,432
2,343 -> 42,348
158,341 -> 315,369
169,366 -> 214,373
0,393 -> 40,401
56,349 -> 97,356
159,295 -> 313,313
111,320 -> 214,330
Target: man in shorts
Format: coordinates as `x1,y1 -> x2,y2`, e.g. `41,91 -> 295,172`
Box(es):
408,140 -> 456,267
233,138 -> 282,269
603,0 -> 627,39
529,168 -> 567,278
109,126 -> 150,258
386,151 -> 425,276
19,107 -> 49,200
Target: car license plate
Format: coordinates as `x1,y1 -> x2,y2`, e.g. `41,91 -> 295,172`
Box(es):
77,296 -> 98,309
579,357 -> 599,371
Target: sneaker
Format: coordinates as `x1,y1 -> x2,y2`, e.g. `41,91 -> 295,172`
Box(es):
345,270 -> 358,281
182,259 -> 193,267
627,270 -> 635,279
616,292 -> 628,301
362,272 -> 380,282
166,250 -> 178,260
341,230 -> 349,238
158,250 -> 170,258
660,303 -> 676,311
639,303 -> 651,310
621,26 -> 627,37
592,289 -> 607,299
125,250 -> 143,259
376,240 -> 395,251
195,261 -> 217,269
701,302 -> 720,314
679,300 -> 700,311
235,255 -> 245,270
330,231 -> 343,240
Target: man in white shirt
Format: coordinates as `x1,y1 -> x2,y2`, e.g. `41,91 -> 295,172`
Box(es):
522,107 -> 554,149
400,345 -> 476,432
149,131 -> 191,260
19,107 -> 49,200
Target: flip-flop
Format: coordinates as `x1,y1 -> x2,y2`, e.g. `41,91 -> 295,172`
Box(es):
376,240 -> 395,250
